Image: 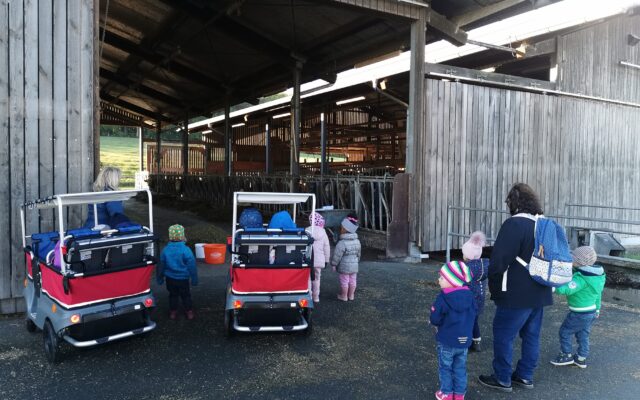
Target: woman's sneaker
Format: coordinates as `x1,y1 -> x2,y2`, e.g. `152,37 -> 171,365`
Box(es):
550,352 -> 574,366
573,355 -> 587,368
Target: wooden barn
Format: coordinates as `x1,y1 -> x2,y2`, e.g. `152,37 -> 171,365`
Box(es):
2,0 -> 640,312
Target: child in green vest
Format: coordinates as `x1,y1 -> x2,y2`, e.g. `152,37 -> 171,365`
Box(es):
550,246 -> 605,369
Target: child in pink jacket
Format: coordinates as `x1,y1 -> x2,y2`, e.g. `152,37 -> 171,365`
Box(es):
306,212 -> 331,303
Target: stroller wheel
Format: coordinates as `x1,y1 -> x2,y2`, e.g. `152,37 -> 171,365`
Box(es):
223,310 -> 235,337
26,318 -> 37,333
43,320 -> 61,363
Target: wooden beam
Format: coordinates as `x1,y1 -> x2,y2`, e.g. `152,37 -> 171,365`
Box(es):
451,0 -> 527,27
329,0 -> 424,19
101,92 -> 172,122
163,0 -> 301,68
424,62 -> 556,91
100,68 -> 186,110
428,10 -> 468,47
100,28 -> 226,93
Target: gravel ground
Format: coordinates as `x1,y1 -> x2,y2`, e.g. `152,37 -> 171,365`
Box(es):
1,201 -> 639,400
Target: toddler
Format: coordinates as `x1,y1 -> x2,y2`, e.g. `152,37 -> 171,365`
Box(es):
461,231 -> 490,352
331,215 -> 361,301
157,224 -> 199,320
306,212 -> 331,303
430,261 -> 476,400
550,246 -> 605,369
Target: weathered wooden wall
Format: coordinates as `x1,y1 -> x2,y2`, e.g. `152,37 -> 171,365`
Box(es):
0,0 -> 95,313
557,14 -> 640,104
418,79 -> 640,252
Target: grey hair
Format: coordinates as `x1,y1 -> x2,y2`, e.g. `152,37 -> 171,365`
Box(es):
93,166 -> 121,192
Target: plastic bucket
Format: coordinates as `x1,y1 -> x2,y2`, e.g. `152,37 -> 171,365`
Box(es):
194,243 -> 205,259
204,244 -> 226,264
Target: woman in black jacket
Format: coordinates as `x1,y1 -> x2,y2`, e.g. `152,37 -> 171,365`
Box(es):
478,183 -> 553,392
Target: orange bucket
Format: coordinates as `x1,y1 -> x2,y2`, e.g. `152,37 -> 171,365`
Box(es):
204,244 -> 226,264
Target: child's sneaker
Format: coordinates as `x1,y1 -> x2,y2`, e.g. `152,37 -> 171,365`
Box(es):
470,339 -> 481,352
169,310 -> 178,320
185,310 -> 195,320
573,355 -> 587,369
550,352 -> 574,366
434,391 -> 453,400
453,394 -> 465,400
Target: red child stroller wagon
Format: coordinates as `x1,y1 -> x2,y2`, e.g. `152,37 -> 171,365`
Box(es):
224,192 -> 316,336
22,190 -> 158,362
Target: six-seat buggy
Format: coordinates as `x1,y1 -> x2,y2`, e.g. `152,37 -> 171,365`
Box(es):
22,190 -> 158,362
224,192 -> 315,335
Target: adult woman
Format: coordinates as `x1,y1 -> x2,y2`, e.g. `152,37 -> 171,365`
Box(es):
478,183 -> 553,392
83,166 -> 127,228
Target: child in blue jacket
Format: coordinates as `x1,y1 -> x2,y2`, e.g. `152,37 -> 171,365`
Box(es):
430,261 -> 476,400
462,231 -> 490,352
157,224 -> 198,320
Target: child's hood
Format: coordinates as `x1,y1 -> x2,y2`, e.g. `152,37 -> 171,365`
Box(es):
576,265 -> 606,291
442,288 -> 474,312
339,233 -> 358,241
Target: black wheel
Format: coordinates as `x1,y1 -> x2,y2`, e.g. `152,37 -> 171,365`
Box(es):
26,318 -> 37,333
303,309 -> 313,336
223,310 -> 235,337
43,320 -> 61,363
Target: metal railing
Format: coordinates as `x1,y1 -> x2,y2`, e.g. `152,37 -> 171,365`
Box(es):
446,205 -> 640,263
148,173 -> 393,233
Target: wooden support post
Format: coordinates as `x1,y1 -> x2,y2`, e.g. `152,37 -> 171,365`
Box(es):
406,9 -> 427,248
290,62 -> 302,179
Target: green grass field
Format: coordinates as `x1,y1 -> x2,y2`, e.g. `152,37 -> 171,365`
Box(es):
100,136 -> 139,188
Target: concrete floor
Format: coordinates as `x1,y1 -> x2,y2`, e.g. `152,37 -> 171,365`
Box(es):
1,202 -> 639,400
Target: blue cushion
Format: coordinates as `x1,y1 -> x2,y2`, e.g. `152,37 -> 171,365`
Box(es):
31,231 -> 60,259
66,228 -> 101,240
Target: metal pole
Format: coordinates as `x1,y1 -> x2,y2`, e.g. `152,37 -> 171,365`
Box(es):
265,122 -> 271,174
320,112 -> 327,176
224,100 -> 231,177
138,126 -> 143,171
182,112 -> 189,177
155,120 -> 161,191
446,205 -> 452,263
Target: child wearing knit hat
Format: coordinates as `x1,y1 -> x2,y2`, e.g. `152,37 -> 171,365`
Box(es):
306,212 -> 331,303
157,224 -> 199,320
331,215 -> 361,301
430,261 -> 477,400
461,231 -> 490,352
550,246 -> 605,369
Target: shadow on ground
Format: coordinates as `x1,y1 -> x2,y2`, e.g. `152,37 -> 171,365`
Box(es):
1,202 -> 639,400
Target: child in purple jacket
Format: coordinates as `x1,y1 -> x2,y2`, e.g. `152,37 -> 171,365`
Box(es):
430,261 -> 476,400
462,231 -> 490,352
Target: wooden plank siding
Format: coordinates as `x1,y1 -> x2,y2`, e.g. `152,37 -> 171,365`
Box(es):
0,0 -> 96,312
330,0 -> 423,19
419,79 -> 640,252
558,14 -> 640,104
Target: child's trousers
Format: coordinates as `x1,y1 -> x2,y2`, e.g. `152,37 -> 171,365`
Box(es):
437,343 -> 468,396
338,273 -> 357,288
559,311 -> 597,358
311,267 -> 322,300
166,277 -> 193,311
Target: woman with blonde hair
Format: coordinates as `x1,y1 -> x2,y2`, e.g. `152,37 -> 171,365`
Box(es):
83,166 -> 128,228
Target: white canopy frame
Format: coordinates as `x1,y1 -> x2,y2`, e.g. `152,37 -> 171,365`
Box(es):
20,189 -> 154,275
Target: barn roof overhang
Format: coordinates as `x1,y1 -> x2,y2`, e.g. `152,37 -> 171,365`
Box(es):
99,0 -> 558,127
